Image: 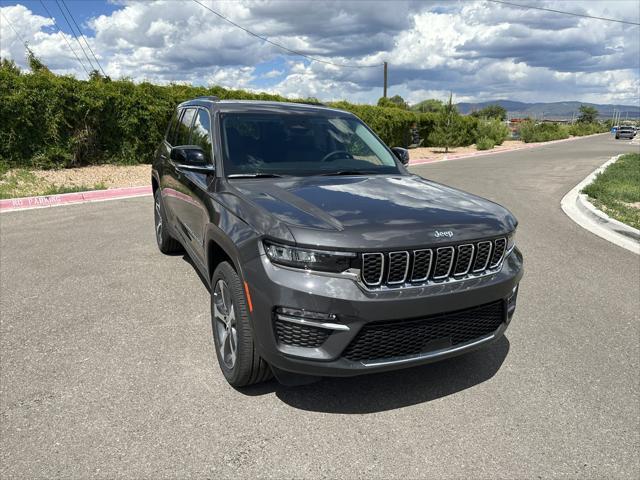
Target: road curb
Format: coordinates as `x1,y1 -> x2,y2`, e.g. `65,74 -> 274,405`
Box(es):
0,185 -> 152,213
410,133 -> 608,166
561,154 -> 640,255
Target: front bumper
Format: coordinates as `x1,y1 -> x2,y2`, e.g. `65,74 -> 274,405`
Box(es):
242,247 -> 523,377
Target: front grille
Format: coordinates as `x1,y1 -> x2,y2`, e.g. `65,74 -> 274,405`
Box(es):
343,301 -> 505,362
360,237 -> 507,288
274,319 -> 330,348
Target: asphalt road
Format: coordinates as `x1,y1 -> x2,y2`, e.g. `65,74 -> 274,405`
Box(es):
1,134 -> 639,479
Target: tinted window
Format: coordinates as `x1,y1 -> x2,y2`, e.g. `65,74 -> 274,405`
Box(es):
175,108 -> 196,146
221,113 -> 400,176
165,109 -> 181,145
190,109 -> 213,163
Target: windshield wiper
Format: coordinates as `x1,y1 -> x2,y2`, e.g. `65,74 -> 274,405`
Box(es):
319,170 -> 377,176
227,173 -> 285,178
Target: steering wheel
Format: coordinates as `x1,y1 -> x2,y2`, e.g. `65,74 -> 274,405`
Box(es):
321,150 -> 354,162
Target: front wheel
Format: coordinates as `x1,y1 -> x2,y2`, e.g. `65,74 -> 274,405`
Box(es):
211,262 -> 272,387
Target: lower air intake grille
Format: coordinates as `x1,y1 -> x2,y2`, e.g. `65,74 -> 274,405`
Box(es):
275,319 -> 330,348
343,301 -> 504,362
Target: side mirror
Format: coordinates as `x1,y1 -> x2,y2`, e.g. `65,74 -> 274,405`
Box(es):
170,145 -> 207,165
392,147 -> 410,166
170,146 -> 214,174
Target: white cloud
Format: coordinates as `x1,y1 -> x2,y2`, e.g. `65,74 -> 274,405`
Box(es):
0,0 -> 638,105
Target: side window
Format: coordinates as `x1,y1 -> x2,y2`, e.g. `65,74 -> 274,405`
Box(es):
190,109 -> 213,163
175,108 -> 196,146
165,108 -> 181,145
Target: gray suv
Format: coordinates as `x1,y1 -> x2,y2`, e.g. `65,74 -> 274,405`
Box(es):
152,97 -> 523,386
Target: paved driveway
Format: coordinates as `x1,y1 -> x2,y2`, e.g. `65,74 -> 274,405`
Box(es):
1,134 -> 638,478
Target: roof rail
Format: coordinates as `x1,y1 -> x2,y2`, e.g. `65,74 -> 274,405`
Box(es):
194,96 -> 220,102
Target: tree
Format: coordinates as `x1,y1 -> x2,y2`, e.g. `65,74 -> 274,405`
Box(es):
577,105 -> 598,123
377,95 -> 407,109
411,99 -> 444,113
470,104 -> 507,121
89,69 -> 111,82
428,93 -> 464,153
26,49 -> 50,74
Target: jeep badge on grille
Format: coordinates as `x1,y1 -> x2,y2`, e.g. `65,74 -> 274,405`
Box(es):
434,230 -> 454,238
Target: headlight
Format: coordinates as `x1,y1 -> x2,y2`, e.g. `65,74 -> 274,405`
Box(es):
264,240 -> 356,273
506,230 -> 516,254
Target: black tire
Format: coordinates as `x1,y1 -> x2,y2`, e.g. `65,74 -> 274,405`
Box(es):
211,262 -> 272,387
154,189 -> 182,254
615,135 -> 619,139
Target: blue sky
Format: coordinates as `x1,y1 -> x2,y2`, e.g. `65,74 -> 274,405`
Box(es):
1,1 -> 639,105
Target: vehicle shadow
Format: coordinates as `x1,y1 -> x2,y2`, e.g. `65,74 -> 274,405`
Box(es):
242,336 -> 510,414
182,254 -> 211,292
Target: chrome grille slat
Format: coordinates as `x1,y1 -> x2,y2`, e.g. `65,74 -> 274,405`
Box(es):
454,244 -> 474,276
490,238 -> 507,268
433,246 -> 455,279
361,253 -> 384,286
387,251 -> 410,284
411,249 -> 433,282
360,237 -> 509,289
473,241 -> 492,272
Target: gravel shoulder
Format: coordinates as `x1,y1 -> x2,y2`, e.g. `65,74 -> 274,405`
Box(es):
0,165 -> 151,199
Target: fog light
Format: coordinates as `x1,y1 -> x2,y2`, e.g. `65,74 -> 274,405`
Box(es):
275,307 -> 348,331
276,307 -> 336,320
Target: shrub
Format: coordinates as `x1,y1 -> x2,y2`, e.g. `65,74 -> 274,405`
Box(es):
475,119 -> 509,146
568,122 -> 608,136
519,121 -> 570,143
476,137 -> 495,150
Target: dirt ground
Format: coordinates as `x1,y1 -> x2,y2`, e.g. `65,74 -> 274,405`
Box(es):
33,164 -> 152,188
409,140 -> 525,161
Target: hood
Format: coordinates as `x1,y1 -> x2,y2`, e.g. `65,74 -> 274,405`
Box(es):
227,175 -> 516,250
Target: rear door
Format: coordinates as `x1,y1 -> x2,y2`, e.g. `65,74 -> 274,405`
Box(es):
164,107 -> 196,242
158,107 -> 184,225
176,107 -> 216,263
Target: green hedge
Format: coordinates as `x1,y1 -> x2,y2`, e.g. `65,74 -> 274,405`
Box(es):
519,121 -> 608,143
0,65 -> 479,169
1,64 -> 606,169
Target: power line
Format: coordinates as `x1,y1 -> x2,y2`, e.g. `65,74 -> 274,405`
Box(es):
1,11 -> 31,51
487,0 -> 640,26
191,0 -> 384,68
59,0 -> 107,76
51,0 -> 96,71
37,0 -> 90,75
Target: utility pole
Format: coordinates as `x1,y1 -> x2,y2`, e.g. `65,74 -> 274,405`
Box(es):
383,61 -> 388,98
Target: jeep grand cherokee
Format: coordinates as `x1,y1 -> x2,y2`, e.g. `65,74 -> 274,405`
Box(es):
152,97 -> 523,386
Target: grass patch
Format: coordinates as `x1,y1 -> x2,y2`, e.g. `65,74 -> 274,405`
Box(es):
0,169 -> 106,199
582,153 -> 640,229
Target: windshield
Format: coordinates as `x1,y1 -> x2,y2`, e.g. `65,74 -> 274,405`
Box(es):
221,113 -> 401,177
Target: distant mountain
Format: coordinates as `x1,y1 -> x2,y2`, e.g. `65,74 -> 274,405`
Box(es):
456,99 -> 640,119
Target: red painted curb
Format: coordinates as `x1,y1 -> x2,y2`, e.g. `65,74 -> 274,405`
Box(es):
0,185 -> 152,212
409,133 -> 608,166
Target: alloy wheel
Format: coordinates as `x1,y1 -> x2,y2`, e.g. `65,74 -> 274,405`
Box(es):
213,279 -> 238,369
154,197 -> 163,244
